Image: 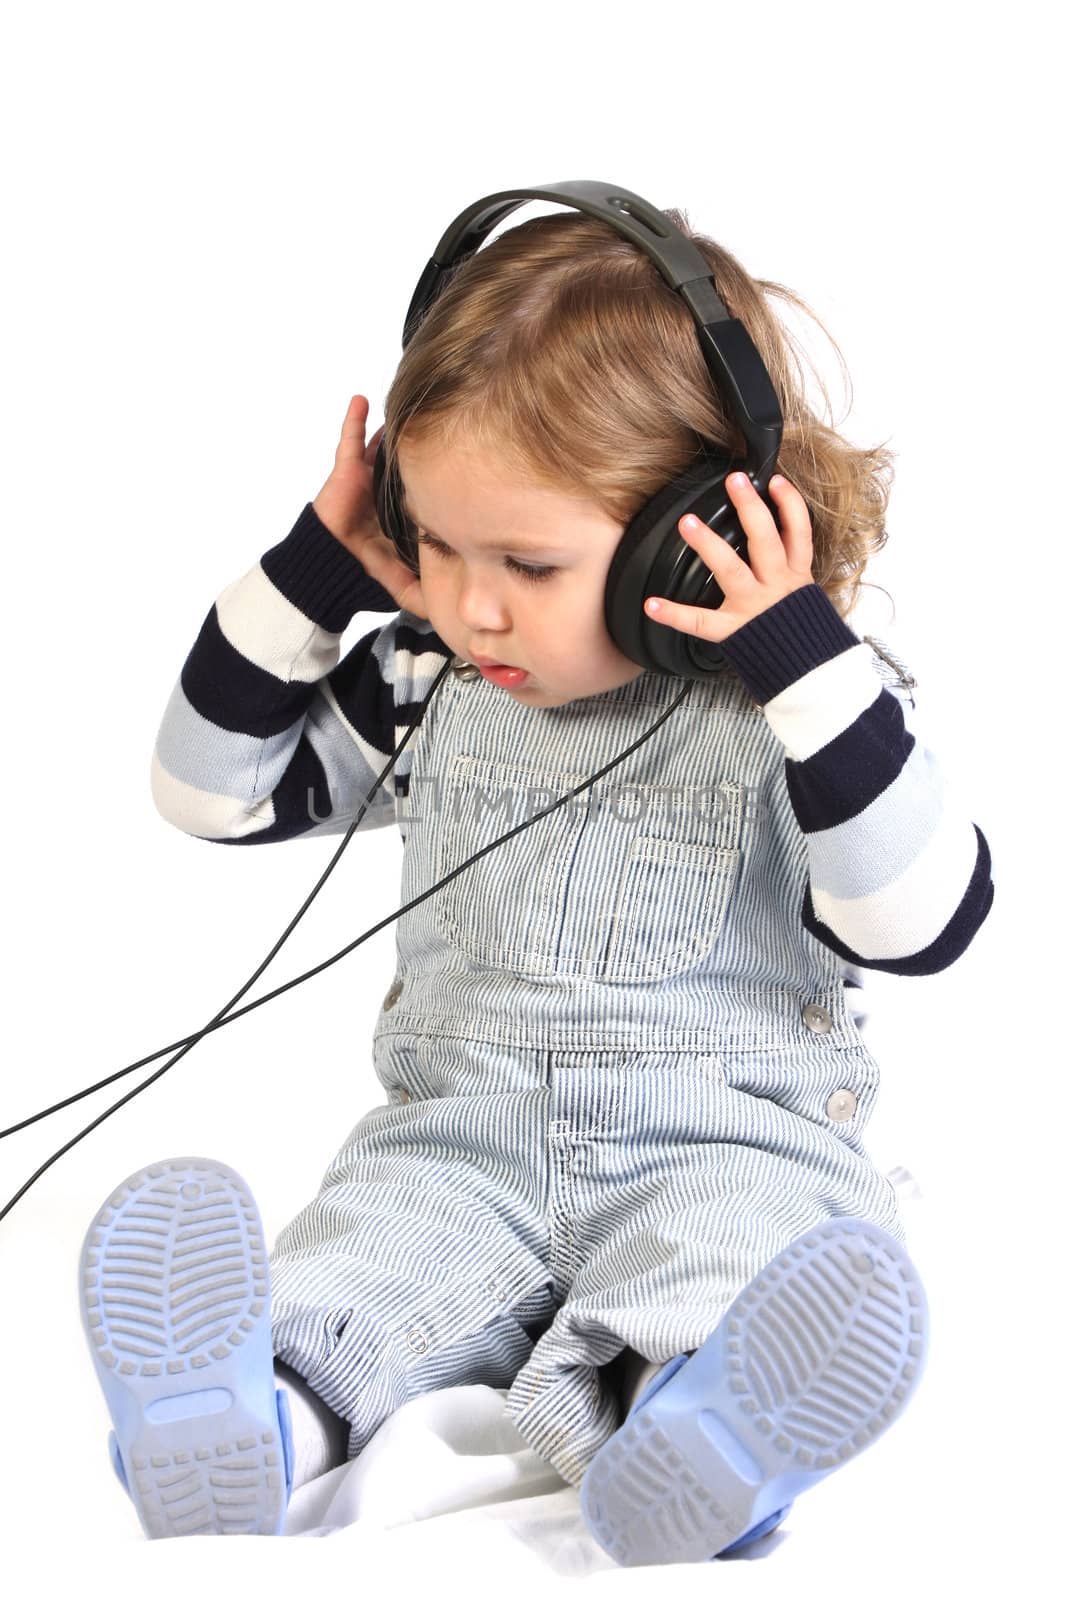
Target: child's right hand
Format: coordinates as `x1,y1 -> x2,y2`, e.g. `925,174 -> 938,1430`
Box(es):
312,394 -> 430,620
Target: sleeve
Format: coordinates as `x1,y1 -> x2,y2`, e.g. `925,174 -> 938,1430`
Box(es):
148,501 -> 453,844
716,581 -> 995,976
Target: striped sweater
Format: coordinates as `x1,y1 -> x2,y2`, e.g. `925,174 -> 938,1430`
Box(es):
150,500 -> 994,996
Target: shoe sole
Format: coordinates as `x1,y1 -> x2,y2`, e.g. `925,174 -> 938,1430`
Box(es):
79,1156 -> 287,1537
580,1217 -> 930,1566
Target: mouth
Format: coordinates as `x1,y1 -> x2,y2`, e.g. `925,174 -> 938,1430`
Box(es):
471,659 -> 530,687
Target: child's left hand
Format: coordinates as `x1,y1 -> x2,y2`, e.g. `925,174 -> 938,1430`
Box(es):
644,471 -> 817,643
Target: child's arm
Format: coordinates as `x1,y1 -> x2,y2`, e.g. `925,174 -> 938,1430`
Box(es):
717,581 -> 995,975
149,501 -> 450,844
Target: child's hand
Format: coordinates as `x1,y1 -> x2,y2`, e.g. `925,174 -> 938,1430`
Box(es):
644,472 -> 816,642
313,395 -> 430,620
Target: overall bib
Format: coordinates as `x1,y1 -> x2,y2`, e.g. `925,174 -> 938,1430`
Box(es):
268,654 -> 905,1489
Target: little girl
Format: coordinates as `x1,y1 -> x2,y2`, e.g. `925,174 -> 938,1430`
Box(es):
80,205 -> 993,1562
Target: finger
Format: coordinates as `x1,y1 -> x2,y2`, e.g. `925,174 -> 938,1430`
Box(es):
335,395 -> 368,465
644,591 -> 733,642
678,513 -> 756,589
724,472 -> 789,551
768,474 -> 815,573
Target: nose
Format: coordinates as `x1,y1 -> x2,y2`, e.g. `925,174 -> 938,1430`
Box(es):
455,571 -> 510,632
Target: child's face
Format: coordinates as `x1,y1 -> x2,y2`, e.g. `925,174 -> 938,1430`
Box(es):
396,438 -> 647,707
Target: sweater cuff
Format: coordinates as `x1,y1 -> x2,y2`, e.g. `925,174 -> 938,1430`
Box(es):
259,502 -> 400,633
716,582 -> 861,703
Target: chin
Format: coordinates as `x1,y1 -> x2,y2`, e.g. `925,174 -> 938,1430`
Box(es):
527,679 -> 605,708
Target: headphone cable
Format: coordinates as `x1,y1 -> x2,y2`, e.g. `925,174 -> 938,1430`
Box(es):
0,669 -> 694,1224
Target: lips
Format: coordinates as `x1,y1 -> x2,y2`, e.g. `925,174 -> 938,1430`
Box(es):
470,653 -> 518,669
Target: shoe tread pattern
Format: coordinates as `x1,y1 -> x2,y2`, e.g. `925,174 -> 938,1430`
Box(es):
581,1219 -> 928,1566
80,1157 -> 284,1537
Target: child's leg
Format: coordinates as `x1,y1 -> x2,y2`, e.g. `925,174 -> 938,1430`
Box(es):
272,1359 -> 349,1490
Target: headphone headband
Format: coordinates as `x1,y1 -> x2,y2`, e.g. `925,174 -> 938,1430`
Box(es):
402,180 -> 782,481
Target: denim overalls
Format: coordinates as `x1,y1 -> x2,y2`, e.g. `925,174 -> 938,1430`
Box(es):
268,650 -> 906,1489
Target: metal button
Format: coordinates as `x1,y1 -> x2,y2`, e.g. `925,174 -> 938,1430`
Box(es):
451,659 -> 481,680
801,1002 -> 833,1034
407,1328 -> 428,1354
394,1087 -> 412,1105
825,1087 -> 858,1122
382,978 -> 403,1011
486,1278 -> 507,1303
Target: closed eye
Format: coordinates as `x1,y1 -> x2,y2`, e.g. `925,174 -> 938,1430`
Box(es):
416,531 -> 557,584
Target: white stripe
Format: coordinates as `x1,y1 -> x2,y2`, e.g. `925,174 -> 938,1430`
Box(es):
215,563 -> 344,682
810,802 -> 980,960
149,748 -> 278,839
762,644 -> 884,761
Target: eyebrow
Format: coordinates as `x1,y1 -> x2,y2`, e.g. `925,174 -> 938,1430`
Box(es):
404,503 -> 572,558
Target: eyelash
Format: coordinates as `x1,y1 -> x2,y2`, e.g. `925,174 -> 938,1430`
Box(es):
416,531 -> 557,584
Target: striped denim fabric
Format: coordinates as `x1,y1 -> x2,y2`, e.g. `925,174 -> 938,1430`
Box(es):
269,662 -> 907,1487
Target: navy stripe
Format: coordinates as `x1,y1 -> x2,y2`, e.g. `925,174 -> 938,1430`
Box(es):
180,603 -> 318,738
716,581 -> 859,704
783,690 -> 916,832
326,623 -> 396,757
261,502 -> 400,630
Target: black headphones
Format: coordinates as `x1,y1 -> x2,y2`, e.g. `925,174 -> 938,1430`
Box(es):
372,179 -> 784,679
0,180 -> 790,1224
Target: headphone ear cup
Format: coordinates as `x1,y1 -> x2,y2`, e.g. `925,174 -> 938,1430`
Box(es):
373,437 -> 421,575
604,449 -> 752,679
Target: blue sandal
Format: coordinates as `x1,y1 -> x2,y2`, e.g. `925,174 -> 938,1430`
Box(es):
580,1217 -> 929,1566
79,1157 -> 294,1537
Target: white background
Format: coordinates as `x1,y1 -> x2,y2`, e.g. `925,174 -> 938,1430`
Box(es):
0,0 -> 1060,1592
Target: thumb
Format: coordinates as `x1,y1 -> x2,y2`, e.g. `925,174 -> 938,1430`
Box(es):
333,394 -> 369,468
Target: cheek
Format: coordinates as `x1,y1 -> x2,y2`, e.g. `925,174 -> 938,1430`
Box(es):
419,567 -> 451,606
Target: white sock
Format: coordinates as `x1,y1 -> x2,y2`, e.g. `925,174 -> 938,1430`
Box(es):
273,1358 -> 350,1492
617,1349 -> 668,1414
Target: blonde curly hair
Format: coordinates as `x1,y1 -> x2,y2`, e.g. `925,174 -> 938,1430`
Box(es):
383,205 -> 895,624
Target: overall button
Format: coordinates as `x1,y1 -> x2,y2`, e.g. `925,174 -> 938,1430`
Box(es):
451,659 -> 481,680
382,978 -> 403,1011
801,1002 -> 833,1033
406,1328 -> 428,1354
394,1087 -> 412,1105
825,1087 -> 858,1122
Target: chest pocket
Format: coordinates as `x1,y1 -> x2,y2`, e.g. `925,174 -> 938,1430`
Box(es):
431,751 -> 751,984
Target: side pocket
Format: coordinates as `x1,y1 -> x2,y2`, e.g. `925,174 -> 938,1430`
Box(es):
269,1292 -> 358,1386
301,1305 -> 355,1381
719,1044 -> 883,1146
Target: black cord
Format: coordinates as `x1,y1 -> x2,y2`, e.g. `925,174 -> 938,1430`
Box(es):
1,669 -> 694,1224
0,654 -> 453,1146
